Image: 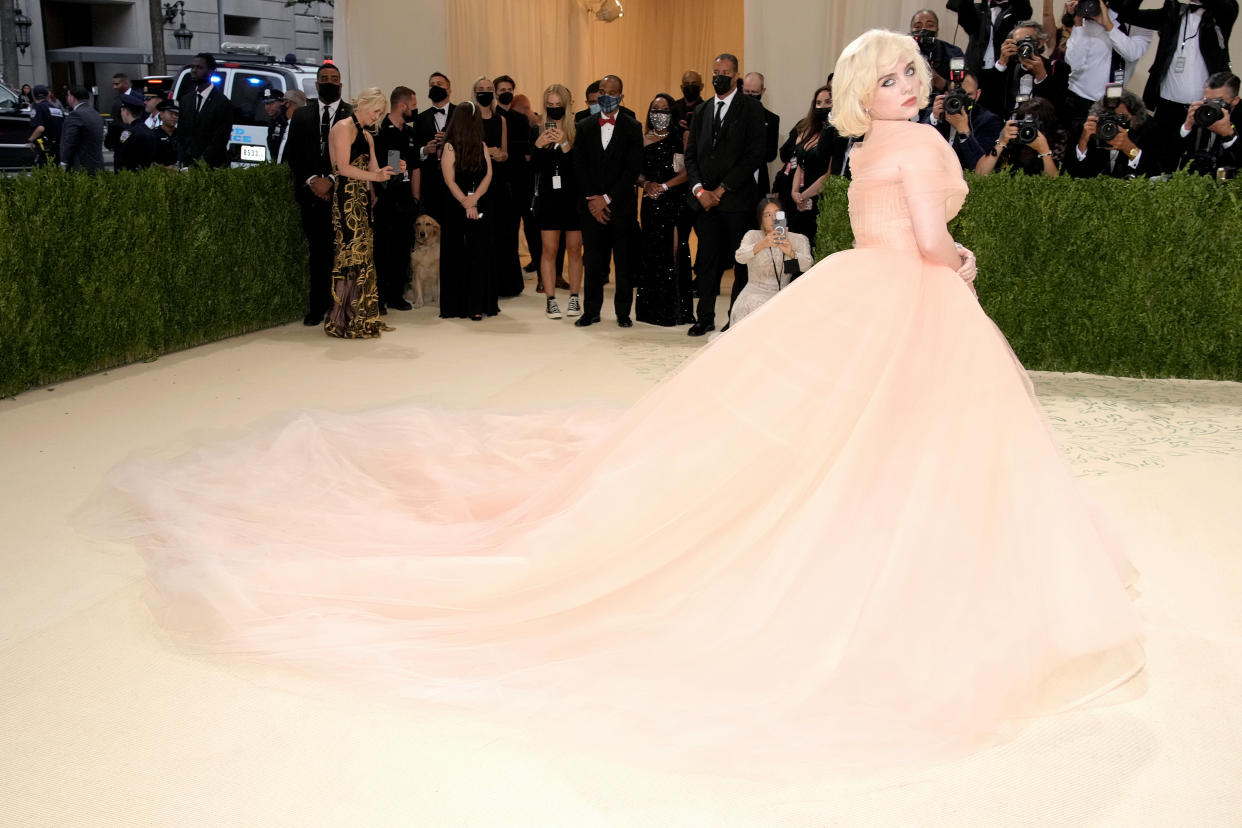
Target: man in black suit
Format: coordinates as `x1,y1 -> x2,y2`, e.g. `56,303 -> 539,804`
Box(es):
978,21 -> 1068,117
575,79 -> 636,125
684,53 -> 766,336
1117,0 -> 1238,172
1067,89 -> 1159,177
176,53 -> 234,168
572,75 -> 643,328
1173,70 -> 1241,174
927,70 -> 1005,170
946,0 -> 1035,73
671,70 -> 705,134
911,9 -> 967,94
284,63 -> 353,325
59,87 -> 105,174
104,72 -> 135,170
741,72 -> 780,195
416,72 -> 456,224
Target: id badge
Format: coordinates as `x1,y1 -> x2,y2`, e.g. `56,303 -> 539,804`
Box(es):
1173,54 -> 1187,74
552,174 -> 562,190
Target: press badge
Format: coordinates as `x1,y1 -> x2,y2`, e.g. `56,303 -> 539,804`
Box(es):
1173,55 -> 1187,74
552,174 -> 562,190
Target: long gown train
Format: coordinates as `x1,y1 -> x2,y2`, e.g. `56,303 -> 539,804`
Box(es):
100,121 -> 1143,775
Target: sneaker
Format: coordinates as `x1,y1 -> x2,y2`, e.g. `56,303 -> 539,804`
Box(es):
566,294 -> 582,318
546,298 -> 562,319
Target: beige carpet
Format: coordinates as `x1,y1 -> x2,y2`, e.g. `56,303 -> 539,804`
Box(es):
2,281 -> 1240,827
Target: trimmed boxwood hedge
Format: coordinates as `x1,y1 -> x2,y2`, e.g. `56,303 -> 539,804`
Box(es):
814,171 -> 1242,381
0,164 -> 306,398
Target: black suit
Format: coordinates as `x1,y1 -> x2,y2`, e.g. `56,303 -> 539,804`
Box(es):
979,54 -> 1068,118
415,104 -> 456,223
1176,106 -> 1242,174
285,98 -> 354,320
1067,120 -> 1159,178
756,104 -> 781,195
684,91 -> 766,326
946,0 -> 1034,73
176,85 -> 234,168
574,105 -> 635,125
60,103 -> 105,174
573,112 -> 643,320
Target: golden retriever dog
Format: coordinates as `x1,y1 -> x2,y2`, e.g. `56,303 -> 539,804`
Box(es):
407,214 -> 441,308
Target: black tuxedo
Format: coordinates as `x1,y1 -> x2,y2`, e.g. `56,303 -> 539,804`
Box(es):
757,105 -> 781,195
285,98 -> 354,321
175,84 -> 234,168
1116,0 -> 1238,109
1067,120 -> 1159,178
573,112 -> 643,320
684,91 -> 766,326
979,54 -> 1068,117
946,0 -> 1035,73
416,103 -> 457,223
574,104 -> 635,125
1177,106 -> 1242,174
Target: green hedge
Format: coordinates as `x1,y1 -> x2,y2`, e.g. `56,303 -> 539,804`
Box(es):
815,172 -> 1242,381
0,164 -> 307,397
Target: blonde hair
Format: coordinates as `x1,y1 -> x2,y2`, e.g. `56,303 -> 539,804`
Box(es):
352,86 -> 388,118
543,83 -> 576,148
829,29 -> 931,138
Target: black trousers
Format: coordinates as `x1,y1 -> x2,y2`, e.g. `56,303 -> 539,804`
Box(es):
693,208 -> 750,326
373,197 -> 416,307
297,192 -> 334,320
579,212 -> 638,319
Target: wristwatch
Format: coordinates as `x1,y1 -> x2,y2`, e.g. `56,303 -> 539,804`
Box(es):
1126,147 -> 1140,160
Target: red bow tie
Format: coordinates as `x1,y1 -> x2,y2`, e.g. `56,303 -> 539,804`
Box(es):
599,115 -> 616,126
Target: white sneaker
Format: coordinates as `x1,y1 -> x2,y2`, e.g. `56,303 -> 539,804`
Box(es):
546,298 -> 562,319
566,294 -> 582,318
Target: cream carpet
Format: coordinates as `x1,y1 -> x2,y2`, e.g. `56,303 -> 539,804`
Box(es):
2,281 -> 1240,827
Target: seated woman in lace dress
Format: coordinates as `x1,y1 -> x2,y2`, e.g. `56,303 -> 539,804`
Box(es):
725,196 -> 814,329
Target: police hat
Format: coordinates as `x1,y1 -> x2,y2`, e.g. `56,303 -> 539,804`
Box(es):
120,91 -> 146,108
144,88 -> 168,101
156,98 -> 180,113
32,84 -> 49,99
261,87 -> 285,104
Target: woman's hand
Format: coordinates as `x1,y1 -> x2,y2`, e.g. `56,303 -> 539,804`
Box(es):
997,120 -> 1019,151
461,193 -> 479,210
643,181 -> 664,199
776,236 -> 794,258
753,231 -> 778,252
1031,130 -> 1052,155
954,242 -> 978,292
373,166 -> 396,182
466,205 -> 480,220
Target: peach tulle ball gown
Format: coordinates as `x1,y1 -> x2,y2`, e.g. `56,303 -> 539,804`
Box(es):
105,120 -> 1144,774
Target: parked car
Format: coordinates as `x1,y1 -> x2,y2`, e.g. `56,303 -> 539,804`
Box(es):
0,81 -> 37,171
172,45 -> 320,166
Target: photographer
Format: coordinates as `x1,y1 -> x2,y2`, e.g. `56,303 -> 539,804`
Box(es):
975,96 -> 1067,175
910,9 -> 966,92
1175,71 -> 1241,175
980,21 -> 1070,117
1061,0 -> 1155,130
947,0 -> 1035,73
1068,87 -> 1157,177
927,69 -> 1005,170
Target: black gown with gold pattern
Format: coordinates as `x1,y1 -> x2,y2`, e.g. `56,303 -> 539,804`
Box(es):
325,115 -> 383,339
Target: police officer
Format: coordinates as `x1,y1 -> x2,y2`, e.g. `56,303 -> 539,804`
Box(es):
143,88 -> 167,131
25,84 -> 65,167
114,91 -> 158,171
154,98 -> 181,167
262,86 -> 287,163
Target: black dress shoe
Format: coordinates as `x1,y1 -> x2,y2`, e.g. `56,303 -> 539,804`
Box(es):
389,298 -> 413,311
574,315 -> 601,327
303,312 -> 323,326
523,262 -> 538,273
687,322 -> 715,337
617,315 -> 633,328
719,322 -> 730,333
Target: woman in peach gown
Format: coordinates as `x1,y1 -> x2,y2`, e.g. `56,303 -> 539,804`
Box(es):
106,31 -> 1143,774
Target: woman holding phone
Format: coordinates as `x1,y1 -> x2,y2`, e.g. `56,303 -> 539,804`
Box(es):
324,86 -> 401,339
530,83 -> 583,320
726,196 -> 814,330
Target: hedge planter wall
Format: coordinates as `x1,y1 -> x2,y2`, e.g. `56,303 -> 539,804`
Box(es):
0,165 -> 307,398
814,172 -> 1242,382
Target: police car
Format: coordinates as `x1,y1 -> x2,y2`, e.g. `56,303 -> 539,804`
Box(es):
0,81 -> 37,171
171,44 -> 320,166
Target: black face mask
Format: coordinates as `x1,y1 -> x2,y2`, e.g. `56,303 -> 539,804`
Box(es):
497,91 -> 514,106
712,75 -> 735,96
681,84 -> 702,101
815,106 -> 831,117
317,82 -> 341,104
476,91 -> 494,108
744,91 -> 762,100
545,105 -> 566,121
428,85 -> 449,105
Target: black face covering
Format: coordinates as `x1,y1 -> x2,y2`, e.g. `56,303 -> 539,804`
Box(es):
428,85 -> 449,105
476,91 -> 494,107
317,83 -> 341,104
815,106 -> 831,119
497,91 -> 514,106
681,84 -> 702,101
712,75 -> 735,96
545,105 -> 566,121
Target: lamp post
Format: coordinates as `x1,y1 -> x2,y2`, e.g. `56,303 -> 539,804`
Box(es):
14,3 -> 31,54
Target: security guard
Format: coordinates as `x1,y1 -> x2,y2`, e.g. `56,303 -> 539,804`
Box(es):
154,98 -> 180,168
25,84 -> 65,167
262,87 -> 287,163
114,91 -> 158,171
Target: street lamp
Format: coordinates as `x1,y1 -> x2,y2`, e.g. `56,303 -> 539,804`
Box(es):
163,1 -> 192,50
14,3 -> 32,54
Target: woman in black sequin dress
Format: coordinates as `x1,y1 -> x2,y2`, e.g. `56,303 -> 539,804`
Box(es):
635,94 -> 693,326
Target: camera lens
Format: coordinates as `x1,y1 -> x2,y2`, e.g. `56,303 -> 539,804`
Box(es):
1195,100 -> 1225,129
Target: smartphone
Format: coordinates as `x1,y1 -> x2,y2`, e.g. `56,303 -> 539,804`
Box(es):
544,120 -> 556,132
387,150 -> 401,172
774,211 -> 787,241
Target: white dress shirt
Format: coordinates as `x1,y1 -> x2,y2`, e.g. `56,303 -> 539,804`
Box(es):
1161,8 -> 1212,104
1065,12 -> 1154,101
984,5 -> 1004,69
307,99 -> 341,186
711,86 -> 738,127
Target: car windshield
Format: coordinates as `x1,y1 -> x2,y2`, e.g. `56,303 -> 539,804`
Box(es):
0,84 -> 19,111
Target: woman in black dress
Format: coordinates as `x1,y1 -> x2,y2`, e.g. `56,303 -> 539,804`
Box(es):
787,85 -> 845,241
473,76 -> 523,299
530,83 -> 583,320
635,94 -> 693,327
438,102 -> 498,321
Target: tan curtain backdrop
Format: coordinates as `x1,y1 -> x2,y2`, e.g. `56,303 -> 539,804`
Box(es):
446,0 -> 743,119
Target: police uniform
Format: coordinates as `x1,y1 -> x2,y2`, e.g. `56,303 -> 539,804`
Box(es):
154,98 -> 181,167
114,92 -> 159,171
372,113 -> 420,311
28,86 -> 65,166
261,87 -> 288,163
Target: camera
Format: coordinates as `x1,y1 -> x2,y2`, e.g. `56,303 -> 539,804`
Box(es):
1015,115 -> 1041,144
912,29 -> 936,56
1015,36 -> 1040,61
1096,111 -> 1130,142
1076,0 -> 1102,19
944,87 -> 972,116
1195,97 -> 1232,129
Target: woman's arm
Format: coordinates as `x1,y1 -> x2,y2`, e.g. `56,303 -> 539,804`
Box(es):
792,233 -> 814,272
790,163 -> 805,202
802,170 -> 831,199
474,143 -> 494,198
330,120 -> 383,182
734,229 -> 767,265
441,143 -> 474,208
496,117 -> 509,162
900,153 -> 961,271
664,153 -> 688,189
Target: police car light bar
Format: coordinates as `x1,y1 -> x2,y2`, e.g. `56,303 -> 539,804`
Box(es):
221,42 -> 274,56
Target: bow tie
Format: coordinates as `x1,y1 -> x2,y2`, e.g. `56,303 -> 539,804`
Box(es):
435,108 -> 446,115
599,115 -> 616,125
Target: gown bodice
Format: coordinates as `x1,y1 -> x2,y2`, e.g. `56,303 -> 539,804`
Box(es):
846,121 -> 968,253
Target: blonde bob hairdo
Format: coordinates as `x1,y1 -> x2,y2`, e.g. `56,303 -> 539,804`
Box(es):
829,29 -> 931,138
352,86 -> 389,117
